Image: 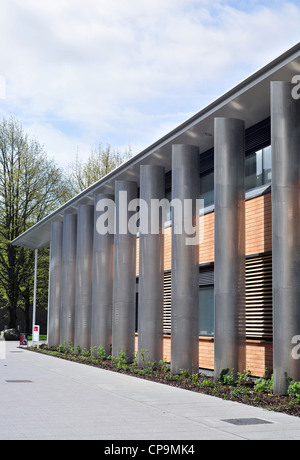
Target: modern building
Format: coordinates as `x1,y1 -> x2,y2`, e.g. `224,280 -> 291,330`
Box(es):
12,43 -> 300,395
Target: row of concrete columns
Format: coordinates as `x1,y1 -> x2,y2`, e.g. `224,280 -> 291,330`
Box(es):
47,81 -> 300,393
271,81 -> 300,394
47,147 -> 201,373
214,81 -> 300,393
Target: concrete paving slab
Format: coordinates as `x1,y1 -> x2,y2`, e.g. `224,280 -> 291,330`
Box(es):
1,341 -> 300,440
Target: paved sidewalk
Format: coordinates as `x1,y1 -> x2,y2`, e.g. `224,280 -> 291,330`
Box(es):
1,341 -> 300,440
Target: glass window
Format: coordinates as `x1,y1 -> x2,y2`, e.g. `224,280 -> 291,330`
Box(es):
199,286 -> 214,336
135,292 -> 138,332
245,145 -> 271,191
262,145 -> 272,184
200,171 -> 214,207
165,190 -> 172,222
167,144 -> 272,213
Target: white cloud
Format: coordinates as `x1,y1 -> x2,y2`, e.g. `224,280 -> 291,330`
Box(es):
0,75 -> 6,99
0,0 -> 300,167
23,121 -> 91,170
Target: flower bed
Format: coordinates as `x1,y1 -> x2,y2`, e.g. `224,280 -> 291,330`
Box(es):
28,344 -> 300,417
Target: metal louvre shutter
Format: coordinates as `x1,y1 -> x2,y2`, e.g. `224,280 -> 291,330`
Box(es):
199,265 -> 214,286
163,255 -> 273,339
163,271 -> 172,334
200,148 -> 214,175
163,267 -> 214,334
245,117 -> 271,154
245,253 -> 273,340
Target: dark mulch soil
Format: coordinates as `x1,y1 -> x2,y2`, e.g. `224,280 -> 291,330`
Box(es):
27,346 -> 300,418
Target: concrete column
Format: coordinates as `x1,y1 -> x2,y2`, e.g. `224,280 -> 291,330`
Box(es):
112,180 -> 137,360
74,204 -> 94,350
60,213 -> 77,346
48,221 -> 63,347
91,193 -> 114,355
271,81 -> 300,394
171,144 -> 200,374
138,165 -> 165,366
214,117 -> 246,380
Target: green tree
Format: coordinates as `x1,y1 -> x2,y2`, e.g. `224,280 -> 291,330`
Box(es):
0,116 -> 68,331
67,143 -> 132,195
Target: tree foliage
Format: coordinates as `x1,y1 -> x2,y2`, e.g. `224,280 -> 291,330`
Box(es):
67,143 -> 132,196
0,117 -> 68,331
0,117 -> 133,332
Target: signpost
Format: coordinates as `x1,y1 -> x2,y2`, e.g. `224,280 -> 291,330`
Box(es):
33,325 -> 40,348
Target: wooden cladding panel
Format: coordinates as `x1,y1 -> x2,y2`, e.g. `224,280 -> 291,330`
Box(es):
155,193 -> 272,271
134,335 -> 273,377
199,212 -> 214,264
164,226 -> 172,271
245,193 -> 272,255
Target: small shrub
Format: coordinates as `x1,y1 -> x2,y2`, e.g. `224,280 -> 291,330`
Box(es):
254,374 -> 273,393
76,345 -> 81,355
81,347 -> 90,357
67,342 -> 74,354
113,350 -> 129,369
191,373 -> 200,385
139,349 -> 156,369
219,368 -> 235,385
158,359 -> 169,374
165,373 -> 181,382
200,377 -> 215,389
236,370 -> 252,385
230,387 -> 251,399
179,368 -> 191,378
288,381 -> 300,402
97,346 -> 107,360
136,349 -> 157,373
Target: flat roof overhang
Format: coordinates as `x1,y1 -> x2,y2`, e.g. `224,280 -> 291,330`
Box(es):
11,42 -> 300,250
